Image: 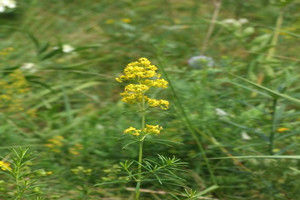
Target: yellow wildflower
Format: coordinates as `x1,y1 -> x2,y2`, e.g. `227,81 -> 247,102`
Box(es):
0,69 -> 30,113
117,58 -> 169,137
147,98 -> 169,110
105,19 -> 115,24
69,147 -> 80,155
26,108 -> 37,118
69,144 -> 83,155
45,136 -> 64,152
143,124 -> 163,135
121,18 -> 131,23
46,171 -> 53,175
124,127 -> 142,136
116,58 -> 163,83
277,127 -> 290,133
48,138 -> 63,147
124,125 -> 163,136
0,161 -> 12,171
143,79 -> 168,88
116,58 -> 169,109
120,84 -> 149,103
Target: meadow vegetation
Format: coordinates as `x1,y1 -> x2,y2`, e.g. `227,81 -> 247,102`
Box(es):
0,0 -> 299,199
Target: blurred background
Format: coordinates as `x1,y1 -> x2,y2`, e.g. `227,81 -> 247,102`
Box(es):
0,0 -> 299,199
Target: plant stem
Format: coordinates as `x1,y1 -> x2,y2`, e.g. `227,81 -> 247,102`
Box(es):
201,0 -> 222,54
269,98 -> 278,155
265,8 -> 284,77
135,97 -> 146,200
60,74 -> 73,123
135,141 -> 143,200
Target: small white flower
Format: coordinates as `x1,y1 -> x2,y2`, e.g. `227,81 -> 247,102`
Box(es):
188,55 -> 214,69
222,18 -> 241,28
62,44 -> 74,53
21,63 -> 37,73
6,0 -> 16,8
238,18 -> 248,25
215,108 -> 228,117
241,131 -> 251,140
222,18 -> 237,24
0,0 -> 16,11
0,5 -> 5,12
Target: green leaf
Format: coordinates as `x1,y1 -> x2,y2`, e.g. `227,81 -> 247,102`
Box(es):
231,74 -> 300,105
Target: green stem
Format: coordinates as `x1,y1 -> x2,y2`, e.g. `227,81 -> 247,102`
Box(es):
201,0 -> 222,54
135,97 -> 146,200
135,141 -> 143,200
265,8 -> 284,77
60,74 -> 72,123
269,98 -> 278,155
14,158 -> 23,200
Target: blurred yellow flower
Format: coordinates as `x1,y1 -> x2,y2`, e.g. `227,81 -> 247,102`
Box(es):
277,127 -> 290,133
69,143 -> 83,155
45,136 -> 64,152
0,69 -> 30,113
121,18 -> 131,23
26,108 -> 37,118
105,19 -> 115,24
69,147 -> 80,155
46,171 -> 53,175
0,161 -> 12,171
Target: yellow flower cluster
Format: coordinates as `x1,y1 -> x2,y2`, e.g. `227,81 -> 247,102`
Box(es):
120,84 -> 149,104
124,124 -> 163,136
147,98 -> 169,110
45,136 -> 64,153
116,58 -> 169,110
71,166 -> 92,175
69,144 -> 84,155
0,69 -> 30,113
124,127 -> 141,136
0,160 -> 12,171
144,124 -> 163,135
